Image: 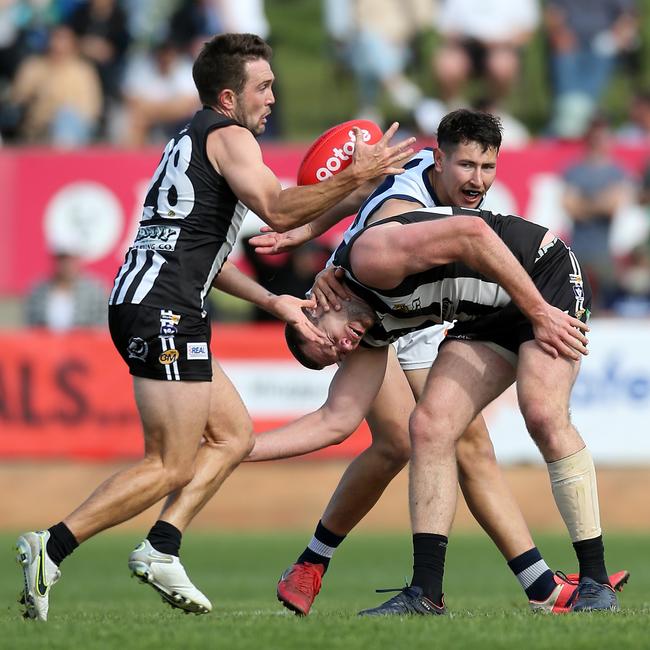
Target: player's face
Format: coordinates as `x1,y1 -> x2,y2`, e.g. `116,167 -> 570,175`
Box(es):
234,58 -> 275,135
300,299 -> 376,368
434,141 -> 498,208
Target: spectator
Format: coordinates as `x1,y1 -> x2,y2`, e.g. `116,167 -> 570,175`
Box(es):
609,160 -> 650,315
66,0 -> 131,108
0,0 -> 24,86
561,114 -> 634,310
217,0 -> 270,39
432,0 -> 539,107
168,0 -> 224,58
117,38 -> 200,147
617,89 -> 650,143
544,0 -> 639,138
0,0 -> 64,85
324,0 -> 433,124
7,24 -> 102,146
25,244 -> 108,332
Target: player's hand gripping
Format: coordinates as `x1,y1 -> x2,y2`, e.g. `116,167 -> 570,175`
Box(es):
249,223 -> 313,255
531,304 -> 590,361
350,122 -> 415,181
268,293 -> 328,344
310,266 -> 353,312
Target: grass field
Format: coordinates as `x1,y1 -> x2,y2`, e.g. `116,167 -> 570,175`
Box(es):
2,532 -> 648,650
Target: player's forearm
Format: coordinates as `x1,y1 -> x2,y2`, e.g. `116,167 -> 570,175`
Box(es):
212,261 -> 275,311
464,223 -> 548,320
246,410 -> 355,461
266,167 -> 368,232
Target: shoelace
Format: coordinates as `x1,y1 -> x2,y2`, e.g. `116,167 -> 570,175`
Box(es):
555,570 -> 578,585
367,586 -> 438,615
292,566 -> 321,594
375,585 -> 409,594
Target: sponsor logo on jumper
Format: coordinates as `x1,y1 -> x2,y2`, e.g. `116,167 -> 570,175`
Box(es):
133,225 -> 180,251
393,297 -> 422,313
127,337 -> 148,361
159,349 -> 179,365
315,128 -> 373,181
187,342 -> 209,360
160,310 -> 181,336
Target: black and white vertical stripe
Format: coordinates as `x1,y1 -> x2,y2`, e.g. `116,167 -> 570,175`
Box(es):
109,249 -> 166,306
160,335 -> 180,381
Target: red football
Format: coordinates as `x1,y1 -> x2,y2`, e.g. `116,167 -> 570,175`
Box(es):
297,119 -> 383,186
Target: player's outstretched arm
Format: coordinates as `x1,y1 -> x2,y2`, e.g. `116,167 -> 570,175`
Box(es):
208,124 -> 414,232
249,180 -> 377,255
213,261 -> 327,345
246,346 -> 388,461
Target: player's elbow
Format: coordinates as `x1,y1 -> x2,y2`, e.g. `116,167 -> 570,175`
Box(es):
259,209 -> 294,233
321,410 -> 358,445
458,217 -> 492,258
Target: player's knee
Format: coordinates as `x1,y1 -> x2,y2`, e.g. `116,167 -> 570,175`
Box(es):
522,401 -> 566,444
204,420 -> 254,461
409,406 -> 453,449
164,463 -> 196,492
237,425 -> 256,461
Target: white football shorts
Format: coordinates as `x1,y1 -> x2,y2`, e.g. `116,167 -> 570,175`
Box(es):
392,323 -> 452,371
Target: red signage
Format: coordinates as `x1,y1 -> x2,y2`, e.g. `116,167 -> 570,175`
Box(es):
0,325 -> 371,460
1,142 -> 648,295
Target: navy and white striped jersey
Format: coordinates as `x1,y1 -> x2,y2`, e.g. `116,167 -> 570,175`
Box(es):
333,148 -> 455,257
332,206 -> 549,347
109,108 -> 247,316
328,146 -> 482,265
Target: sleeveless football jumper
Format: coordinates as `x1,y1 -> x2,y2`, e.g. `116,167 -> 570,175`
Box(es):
108,108 -> 248,380
333,206 -> 591,355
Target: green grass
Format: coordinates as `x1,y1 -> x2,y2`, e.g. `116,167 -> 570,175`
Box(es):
2,532 -> 648,650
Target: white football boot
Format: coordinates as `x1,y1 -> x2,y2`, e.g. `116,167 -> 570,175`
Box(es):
128,539 -> 212,614
16,530 -> 61,621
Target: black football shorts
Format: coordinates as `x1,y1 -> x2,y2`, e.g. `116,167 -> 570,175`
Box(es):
446,238 -> 592,355
109,304 -> 212,381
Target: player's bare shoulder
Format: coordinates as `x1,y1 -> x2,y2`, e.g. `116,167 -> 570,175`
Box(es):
206,123 -> 257,175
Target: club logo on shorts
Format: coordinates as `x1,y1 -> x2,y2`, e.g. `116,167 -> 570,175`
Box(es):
187,342 -> 208,360
159,349 -> 180,365
160,310 -> 181,336
127,337 -> 148,361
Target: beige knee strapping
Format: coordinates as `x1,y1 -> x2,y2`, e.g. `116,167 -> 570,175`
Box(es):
547,447 -> 601,542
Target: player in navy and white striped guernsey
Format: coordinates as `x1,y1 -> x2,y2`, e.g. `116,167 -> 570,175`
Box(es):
253,110 -> 622,616
285,204 -> 618,614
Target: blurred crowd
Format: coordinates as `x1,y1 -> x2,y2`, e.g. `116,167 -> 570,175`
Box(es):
2,0 -> 650,325
0,0 -> 270,147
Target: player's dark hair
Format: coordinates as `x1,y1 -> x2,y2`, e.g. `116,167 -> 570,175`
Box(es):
284,323 -> 324,371
436,109 -> 502,153
192,33 -> 272,106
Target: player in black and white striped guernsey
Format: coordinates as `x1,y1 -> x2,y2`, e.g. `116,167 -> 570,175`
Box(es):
15,32 -> 416,622
285,204 -> 619,614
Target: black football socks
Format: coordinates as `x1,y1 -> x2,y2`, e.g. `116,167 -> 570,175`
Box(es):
411,533 -> 447,605
147,520 -> 182,556
297,520 -> 346,572
46,522 -> 79,566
